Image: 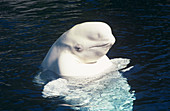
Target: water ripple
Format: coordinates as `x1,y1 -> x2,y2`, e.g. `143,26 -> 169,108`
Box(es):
0,0 -> 169,110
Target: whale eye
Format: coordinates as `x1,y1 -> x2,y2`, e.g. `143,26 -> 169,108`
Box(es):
74,44 -> 83,52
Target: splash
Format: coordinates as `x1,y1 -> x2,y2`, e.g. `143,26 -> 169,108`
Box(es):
34,58 -> 136,111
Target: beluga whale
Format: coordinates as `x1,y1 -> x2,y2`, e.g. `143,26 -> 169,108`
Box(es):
41,22 -> 116,78
34,22 -> 135,111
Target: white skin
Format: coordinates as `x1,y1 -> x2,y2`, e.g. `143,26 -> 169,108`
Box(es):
41,22 -> 116,78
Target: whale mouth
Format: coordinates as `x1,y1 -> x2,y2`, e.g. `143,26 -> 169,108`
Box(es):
90,43 -> 112,48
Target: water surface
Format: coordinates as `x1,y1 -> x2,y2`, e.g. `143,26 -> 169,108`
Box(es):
0,0 -> 169,111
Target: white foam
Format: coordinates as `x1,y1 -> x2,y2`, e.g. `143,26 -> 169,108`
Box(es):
36,58 -> 135,110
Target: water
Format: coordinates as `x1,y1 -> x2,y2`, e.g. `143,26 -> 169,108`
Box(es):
0,0 -> 169,111
40,59 -> 135,111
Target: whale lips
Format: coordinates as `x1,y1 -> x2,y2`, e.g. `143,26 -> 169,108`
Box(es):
90,43 -> 112,48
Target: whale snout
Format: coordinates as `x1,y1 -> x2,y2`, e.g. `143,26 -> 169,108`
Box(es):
110,35 -> 116,45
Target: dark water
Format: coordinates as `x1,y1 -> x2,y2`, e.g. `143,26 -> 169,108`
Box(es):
0,0 -> 169,111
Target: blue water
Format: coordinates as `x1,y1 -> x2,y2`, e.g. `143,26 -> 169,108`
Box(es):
0,0 -> 169,111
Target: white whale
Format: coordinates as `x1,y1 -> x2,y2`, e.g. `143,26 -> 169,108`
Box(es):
41,22 -> 116,78
34,22 -> 135,110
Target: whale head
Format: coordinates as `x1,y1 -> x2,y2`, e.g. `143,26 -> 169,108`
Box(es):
60,22 -> 116,64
